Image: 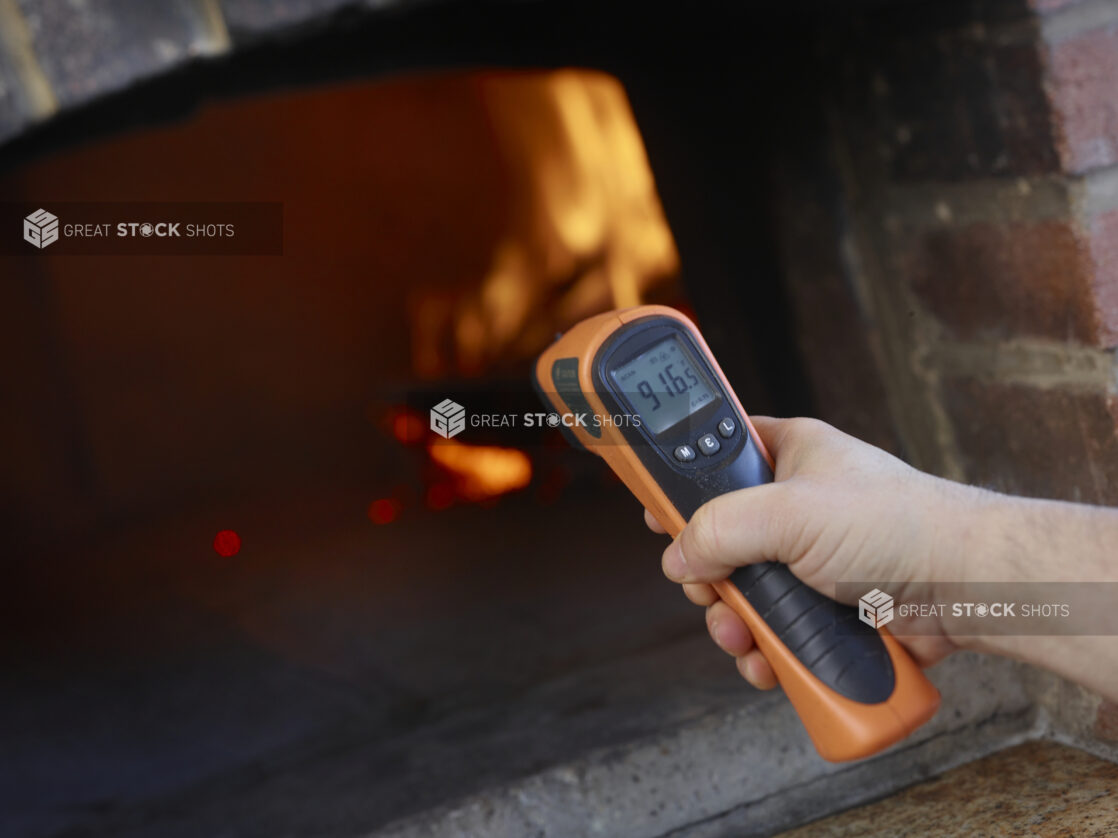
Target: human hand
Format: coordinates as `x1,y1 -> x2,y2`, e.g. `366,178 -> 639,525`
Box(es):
647,417 -> 988,690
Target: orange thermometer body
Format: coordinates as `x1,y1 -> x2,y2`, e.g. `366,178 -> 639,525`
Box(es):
533,305 -> 939,762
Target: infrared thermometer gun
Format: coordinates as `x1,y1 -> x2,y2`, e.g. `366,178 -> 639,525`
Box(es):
533,305 -> 939,762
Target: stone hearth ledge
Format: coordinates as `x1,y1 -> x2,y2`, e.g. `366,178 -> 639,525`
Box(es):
371,652 -> 1040,838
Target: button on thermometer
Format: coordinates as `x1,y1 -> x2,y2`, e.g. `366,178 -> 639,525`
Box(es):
533,305 -> 939,762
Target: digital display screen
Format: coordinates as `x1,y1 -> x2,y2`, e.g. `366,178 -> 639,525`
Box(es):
611,336 -> 720,435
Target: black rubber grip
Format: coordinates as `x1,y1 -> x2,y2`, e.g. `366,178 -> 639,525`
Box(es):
682,430 -> 895,704
728,563 -> 895,703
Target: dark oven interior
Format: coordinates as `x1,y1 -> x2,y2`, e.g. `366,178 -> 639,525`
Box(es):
2,3 -> 914,835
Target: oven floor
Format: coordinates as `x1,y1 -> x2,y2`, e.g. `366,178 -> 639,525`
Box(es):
3,478 -> 759,837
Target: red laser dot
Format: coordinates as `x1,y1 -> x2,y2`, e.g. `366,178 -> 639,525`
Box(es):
213,529 -> 241,557
367,498 -> 400,525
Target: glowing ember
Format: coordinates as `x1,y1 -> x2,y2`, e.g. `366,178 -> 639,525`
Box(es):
426,483 -> 456,510
367,498 -> 401,524
391,409 -> 427,444
427,439 -> 532,502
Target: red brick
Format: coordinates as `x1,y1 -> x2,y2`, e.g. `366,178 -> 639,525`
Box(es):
1046,27 -> 1118,173
941,378 -> 1118,504
1086,208 -> 1118,348
909,220 -> 1103,344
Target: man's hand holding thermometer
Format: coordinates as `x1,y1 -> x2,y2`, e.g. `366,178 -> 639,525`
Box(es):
534,305 -> 940,762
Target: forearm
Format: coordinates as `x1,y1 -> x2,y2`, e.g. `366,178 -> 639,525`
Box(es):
943,491 -> 1118,701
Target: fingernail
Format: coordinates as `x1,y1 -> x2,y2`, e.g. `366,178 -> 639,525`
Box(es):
664,540 -> 688,580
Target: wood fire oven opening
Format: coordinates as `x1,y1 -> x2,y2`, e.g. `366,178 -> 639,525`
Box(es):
1,30 -> 824,833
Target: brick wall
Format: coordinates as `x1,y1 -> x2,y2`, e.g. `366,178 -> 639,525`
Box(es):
769,0 -> 1118,745
780,0 -> 1118,506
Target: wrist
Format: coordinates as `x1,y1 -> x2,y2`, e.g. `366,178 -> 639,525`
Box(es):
929,482 -> 1020,652
926,480 -> 1012,586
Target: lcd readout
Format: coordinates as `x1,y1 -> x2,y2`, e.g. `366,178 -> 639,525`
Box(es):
611,336 -> 720,434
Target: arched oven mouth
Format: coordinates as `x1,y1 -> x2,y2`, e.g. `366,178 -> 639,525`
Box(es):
3,1 -> 1111,836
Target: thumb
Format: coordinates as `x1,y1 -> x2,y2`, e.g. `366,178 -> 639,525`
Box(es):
661,480 -> 794,584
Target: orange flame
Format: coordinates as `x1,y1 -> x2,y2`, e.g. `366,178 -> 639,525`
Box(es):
411,70 -> 680,378
426,438 -> 532,501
